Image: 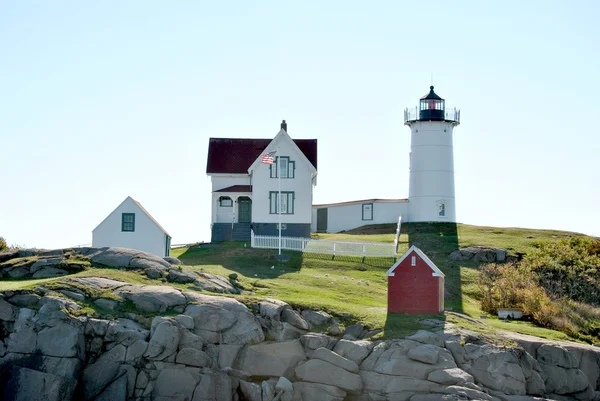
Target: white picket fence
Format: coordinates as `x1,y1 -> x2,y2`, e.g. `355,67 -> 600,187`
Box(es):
251,231 -> 397,259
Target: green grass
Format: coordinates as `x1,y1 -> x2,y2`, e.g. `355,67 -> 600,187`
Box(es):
0,222 -> 591,342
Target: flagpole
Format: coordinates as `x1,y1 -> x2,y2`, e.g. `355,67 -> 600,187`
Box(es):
278,145 -> 282,256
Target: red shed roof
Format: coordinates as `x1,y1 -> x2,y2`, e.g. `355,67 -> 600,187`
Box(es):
206,138 -> 318,174
386,246 -> 444,277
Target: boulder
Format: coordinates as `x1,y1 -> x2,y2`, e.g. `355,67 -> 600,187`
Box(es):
361,370 -> 438,393
32,267 -> 69,278
448,246 -> 507,262
218,344 -> 243,368
240,381 -> 262,401
176,348 -> 212,367
129,255 -> 170,271
344,323 -> 365,339
408,344 -> 441,364
153,368 -> 198,401
281,308 -> 309,330
192,372 -> 232,401
312,347 -> 359,373
85,318 -> 110,337
116,285 -> 186,313
406,330 -> 445,347
539,364 -> 589,394
195,272 -> 238,294
167,268 -> 197,283
536,344 -> 579,369
427,368 -> 475,386
164,256 -> 183,265
36,321 -> 84,358
292,382 -> 346,401
301,310 -> 332,327
276,376 -> 293,393
261,380 -> 275,401
179,331 -> 205,352
94,373 -> 128,401
57,290 -> 85,302
29,258 -> 65,273
0,249 -> 19,263
185,304 -> 237,332
4,366 -> 77,401
332,339 -> 374,365
94,298 -> 119,310
259,298 -> 290,320
70,277 -> 129,289
300,333 -> 338,357
82,344 -> 127,400
295,359 -> 363,394
174,314 -> 194,329
235,339 -> 306,379
104,318 -> 149,346
90,247 -> 138,267
221,311 -> 265,345
0,298 -> 19,321
462,344 -> 527,394
125,340 -> 149,364
144,321 -> 181,360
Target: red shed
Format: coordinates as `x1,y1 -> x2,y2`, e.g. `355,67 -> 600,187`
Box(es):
386,245 -> 445,314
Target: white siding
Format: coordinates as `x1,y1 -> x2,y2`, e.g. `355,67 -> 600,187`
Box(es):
92,198 -> 168,257
407,120 -> 457,222
315,201 -> 408,233
252,138 -> 314,224
211,175 -> 251,192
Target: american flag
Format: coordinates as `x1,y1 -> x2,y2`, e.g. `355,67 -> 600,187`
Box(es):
261,151 -> 276,164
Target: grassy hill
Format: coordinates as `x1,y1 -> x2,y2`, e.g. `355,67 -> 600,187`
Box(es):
171,222 -> 592,341
1,223 -> 597,343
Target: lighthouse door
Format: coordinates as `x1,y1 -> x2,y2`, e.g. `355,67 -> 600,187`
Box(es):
317,208 -> 328,233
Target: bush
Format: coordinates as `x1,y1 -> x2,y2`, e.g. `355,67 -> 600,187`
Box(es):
478,236 -> 600,343
0,237 -> 6,251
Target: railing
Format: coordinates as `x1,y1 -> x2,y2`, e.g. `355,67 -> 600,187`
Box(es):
251,231 -> 397,259
404,107 -> 460,124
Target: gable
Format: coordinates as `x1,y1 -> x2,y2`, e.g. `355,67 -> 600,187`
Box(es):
92,196 -> 170,237
206,137 -> 317,174
386,245 -> 444,277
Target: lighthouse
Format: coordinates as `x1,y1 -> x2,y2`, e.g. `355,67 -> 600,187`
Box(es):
404,86 -> 460,222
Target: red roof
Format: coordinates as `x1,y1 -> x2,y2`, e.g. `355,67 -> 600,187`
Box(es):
206,138 -> 318,174
214,185 -> 252,193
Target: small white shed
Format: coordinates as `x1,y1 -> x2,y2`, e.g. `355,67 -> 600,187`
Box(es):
92,196 -> 172,257
312,199 -> 408,233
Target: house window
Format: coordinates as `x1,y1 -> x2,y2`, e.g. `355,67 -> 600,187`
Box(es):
219,196 -> 233,207
270,156 -> 295,178
362,203 -> 373,220
411,256 -> 416,266
122,213 -> 135,232
269,191 -> 295,214
438,203 -> 446,217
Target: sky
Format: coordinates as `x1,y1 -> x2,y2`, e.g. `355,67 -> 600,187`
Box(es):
1,1 -> 599,248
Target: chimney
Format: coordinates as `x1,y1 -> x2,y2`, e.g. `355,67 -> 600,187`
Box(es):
281,120 -> 287,132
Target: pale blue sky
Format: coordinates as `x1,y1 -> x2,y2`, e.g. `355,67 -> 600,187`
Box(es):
1,1 -> 598,248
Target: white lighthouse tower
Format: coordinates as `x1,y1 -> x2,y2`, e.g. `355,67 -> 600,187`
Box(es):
404,86 -> 460,222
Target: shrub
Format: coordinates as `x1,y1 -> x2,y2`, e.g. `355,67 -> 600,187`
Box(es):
0,237 -> 6,251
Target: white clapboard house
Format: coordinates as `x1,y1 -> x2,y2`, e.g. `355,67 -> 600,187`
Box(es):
92,196 -> 172,257
206,120 -> 318,242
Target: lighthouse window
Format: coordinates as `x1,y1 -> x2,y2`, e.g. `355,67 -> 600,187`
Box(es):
438,203 -> 446,217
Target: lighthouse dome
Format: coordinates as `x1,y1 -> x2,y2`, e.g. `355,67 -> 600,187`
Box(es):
419,86 -> 445,121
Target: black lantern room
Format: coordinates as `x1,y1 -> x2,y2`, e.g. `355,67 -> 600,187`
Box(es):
419,86 -> 445,121
404,85 -> 460,125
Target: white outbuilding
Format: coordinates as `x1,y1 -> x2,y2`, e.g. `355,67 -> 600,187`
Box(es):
92,196 -> 172,257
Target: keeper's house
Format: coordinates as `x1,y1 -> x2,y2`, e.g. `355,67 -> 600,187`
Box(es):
387,245 -> 445,314
206,121 -> 318,242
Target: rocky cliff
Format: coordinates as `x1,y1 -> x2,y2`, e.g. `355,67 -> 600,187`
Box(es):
1,247 -> 599,401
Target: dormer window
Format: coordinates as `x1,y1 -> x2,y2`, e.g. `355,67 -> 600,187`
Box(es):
270,156 -> 295,178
